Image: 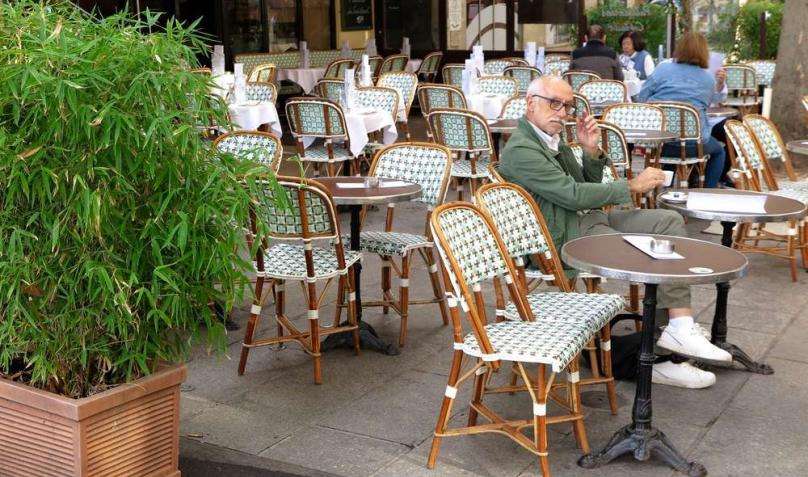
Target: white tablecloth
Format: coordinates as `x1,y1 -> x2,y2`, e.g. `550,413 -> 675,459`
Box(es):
303,109 -> 397,156
624,78 -> 644,98
467,93 -> 509,120
276,68 -> 326,94
405,59 -> 422,74
211,73 -> 234,99
228,101 -> 282,135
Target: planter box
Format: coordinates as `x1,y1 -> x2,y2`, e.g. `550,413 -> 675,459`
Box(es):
0,364 -> 186,477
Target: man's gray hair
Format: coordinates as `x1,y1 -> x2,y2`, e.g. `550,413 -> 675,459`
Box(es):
525,76 -> 568,99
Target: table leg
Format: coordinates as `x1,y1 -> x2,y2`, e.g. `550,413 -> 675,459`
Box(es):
579,284 -> 706,476
720,221 -> 735,248
708,282 -> 774,374
322,205 -> 399,355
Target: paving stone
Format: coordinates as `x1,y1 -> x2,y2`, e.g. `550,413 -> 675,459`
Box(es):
769,315 -> 808,363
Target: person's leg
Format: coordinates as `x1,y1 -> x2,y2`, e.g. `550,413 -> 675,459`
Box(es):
702,137 -> 727,188
710,119 -> 732,184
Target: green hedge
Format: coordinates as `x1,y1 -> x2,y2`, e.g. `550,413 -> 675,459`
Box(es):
707,0 -> 783,60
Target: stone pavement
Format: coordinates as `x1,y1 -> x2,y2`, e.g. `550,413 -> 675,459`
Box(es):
180,118 -> 808,477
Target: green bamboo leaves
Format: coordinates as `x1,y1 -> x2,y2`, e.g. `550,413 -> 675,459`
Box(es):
0,1 -> 264,398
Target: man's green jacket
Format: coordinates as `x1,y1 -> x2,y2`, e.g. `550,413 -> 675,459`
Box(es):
497,117 -> 632,249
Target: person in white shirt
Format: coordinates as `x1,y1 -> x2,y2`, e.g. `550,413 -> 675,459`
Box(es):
618,31 -> 655,80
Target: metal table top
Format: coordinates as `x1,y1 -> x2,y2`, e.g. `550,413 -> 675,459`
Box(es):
786,139 -> 808,155
315,177 -> 422,206
620,129 -> 678,144
658,188 -> 807,223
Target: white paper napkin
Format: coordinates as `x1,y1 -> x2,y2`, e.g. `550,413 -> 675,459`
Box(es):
623,235 -> 684,260
686,192 -> 767,214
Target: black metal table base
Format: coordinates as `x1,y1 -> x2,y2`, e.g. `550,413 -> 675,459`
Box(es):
321,321 -> 399,355
578,424 -> 706,477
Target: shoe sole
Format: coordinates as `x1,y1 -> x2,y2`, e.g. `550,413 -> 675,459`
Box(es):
656,338 -> 733,365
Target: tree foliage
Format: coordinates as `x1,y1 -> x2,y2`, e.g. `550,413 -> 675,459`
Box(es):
707,0 -> 783,60
585,0 -> 670,57
0,1 -> 270,398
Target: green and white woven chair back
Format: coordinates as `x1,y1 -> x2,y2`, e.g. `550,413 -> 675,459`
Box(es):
725,120 -> 765,171
484,60 -> 513,75
744,115 -> 784,162
503,66 -> 541,93
258,178 -> 339,240
310,50 -> 341,68
603,104 -> 664,131
442,64 -> 465,86
367,56 -> 383,76
599,122 -> 630,169
214,132 -> 282,172
748,61 -> 775,87
655,102 -> 701,141
572,93 -> 591,119
235,53 -> 297,74
419,52 -> 443,75
569,144 -> 615,183
373,143 -> 452,207
248,63 -> 276,83
286,98 -> 347,138
478,76 -> 518,97
315,80 -> 345,102
245,82 -> 277,103
355,86 -> 400,117
500,97 -> 527,119
476,185 -> 550,259
380,54 -> 408,73
377,72 -> 418,112
431,205 -> 509,288
725,65 -> 757,91
579,80 -> 626,104
564,71 -> 600,91
428,110 -> 493,154
417,84 -> 467,115
324,59 -> 354,79
543,60 -> 570,76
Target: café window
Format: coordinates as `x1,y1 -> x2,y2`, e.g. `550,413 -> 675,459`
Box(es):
377,0 -> 441,53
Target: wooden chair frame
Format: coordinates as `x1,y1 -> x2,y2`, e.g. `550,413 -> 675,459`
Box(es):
238,176 -> 360,384
377,71 -> 418,140
324,58 -> 355,79
562,70 -> 601,91
285,97 -> 354,177
744,114 -> 800,182
379,54 -> 409,74
247,63 -> 277,83
441,63 -> 465,87
313,79 -> 344,102
417,51 -> 444,81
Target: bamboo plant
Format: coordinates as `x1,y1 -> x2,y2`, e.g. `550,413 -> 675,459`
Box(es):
0,1 -> 273,398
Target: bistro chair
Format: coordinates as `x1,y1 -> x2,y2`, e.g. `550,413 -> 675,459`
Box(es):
238,176 -> 361,384
355,86 -> 400,163
475,182 -> 625,415
190,67 -> 211,75
377,71 -> 418,140
323,58 -> 355,79
247,63 -> 277,83
285,97 -> 355,177
483,59 -> 515,75
349,143 -> 453,347
314,79 -> 345,103
503,57 -> 529,66
543,59 -> 570,76
654,101 -> 708,188
578,80 -> 628,107
427,109 -> 496,201
427,201 -> 594,476
563,70 -> 601,92
417,84 -> 467,140
744,114 -> 806,189
379,54 -> 409,74
503,65 -> 541,94
417,51 -> 444,82
747,60 -> 776,88
213,131 -> 282,173
442,63 -> 465,87
560,93 -> 592,140
724,120 -> 806,280
723,64 -> 760,112
500,97 -> 527,119
245,81 -> 278,103
545,53 -> 572,63
477,76 -> 519,98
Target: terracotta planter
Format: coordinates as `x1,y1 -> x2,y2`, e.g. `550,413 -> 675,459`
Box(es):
0,364 -> 186,477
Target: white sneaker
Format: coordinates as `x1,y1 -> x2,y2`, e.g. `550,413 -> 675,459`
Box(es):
657,323 -> 732,363
652,361 -> 716,389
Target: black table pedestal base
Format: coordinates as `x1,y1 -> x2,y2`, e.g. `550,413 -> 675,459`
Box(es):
578,424 -> 706,477
713,341 -> 773,374
321,321 -> 400,355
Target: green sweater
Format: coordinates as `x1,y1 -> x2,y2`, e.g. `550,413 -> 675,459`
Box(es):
498,117 -> 632,249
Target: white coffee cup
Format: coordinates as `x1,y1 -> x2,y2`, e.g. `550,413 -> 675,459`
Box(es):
662,170 -> 674,187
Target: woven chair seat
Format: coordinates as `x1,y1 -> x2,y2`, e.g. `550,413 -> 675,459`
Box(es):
503,292 -> 625,334
658,155 -> 709,165
461,320 -> 592,372
355,231 -> 432,256
300,144 -> 354,163
452,158 -> 492,179
260,243 -> 361,281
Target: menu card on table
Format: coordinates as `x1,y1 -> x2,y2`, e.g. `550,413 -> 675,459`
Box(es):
623,236 -> 685,260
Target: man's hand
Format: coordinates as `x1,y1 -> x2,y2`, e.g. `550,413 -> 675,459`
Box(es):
576,112 -> 600,157
628,167 -> 666,193
715,68 -> 727,92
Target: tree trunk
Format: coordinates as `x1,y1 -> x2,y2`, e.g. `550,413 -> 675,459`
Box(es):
770,0 -> 808,143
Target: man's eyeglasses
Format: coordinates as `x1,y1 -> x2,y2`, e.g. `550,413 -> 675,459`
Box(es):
530,94 -> 577,115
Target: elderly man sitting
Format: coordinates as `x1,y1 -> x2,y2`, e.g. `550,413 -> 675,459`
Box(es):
498,76 -> 731,389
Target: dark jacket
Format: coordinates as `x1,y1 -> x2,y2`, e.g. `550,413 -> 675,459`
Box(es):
571,40 -> 624,81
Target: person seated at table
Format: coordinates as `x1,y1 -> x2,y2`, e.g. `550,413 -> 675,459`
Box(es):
571,25 -> 624,81
498,75 -> 732,389
637,32 -> 727,188
618,30 -> 654,80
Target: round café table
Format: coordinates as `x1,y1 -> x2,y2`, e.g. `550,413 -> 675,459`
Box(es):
786,139 -> 808,155
659,188 -> 806,374
487,118 -> 518,134
316,177 -> 422,355
563,233 -> 748,477
707,106 -> 739,119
